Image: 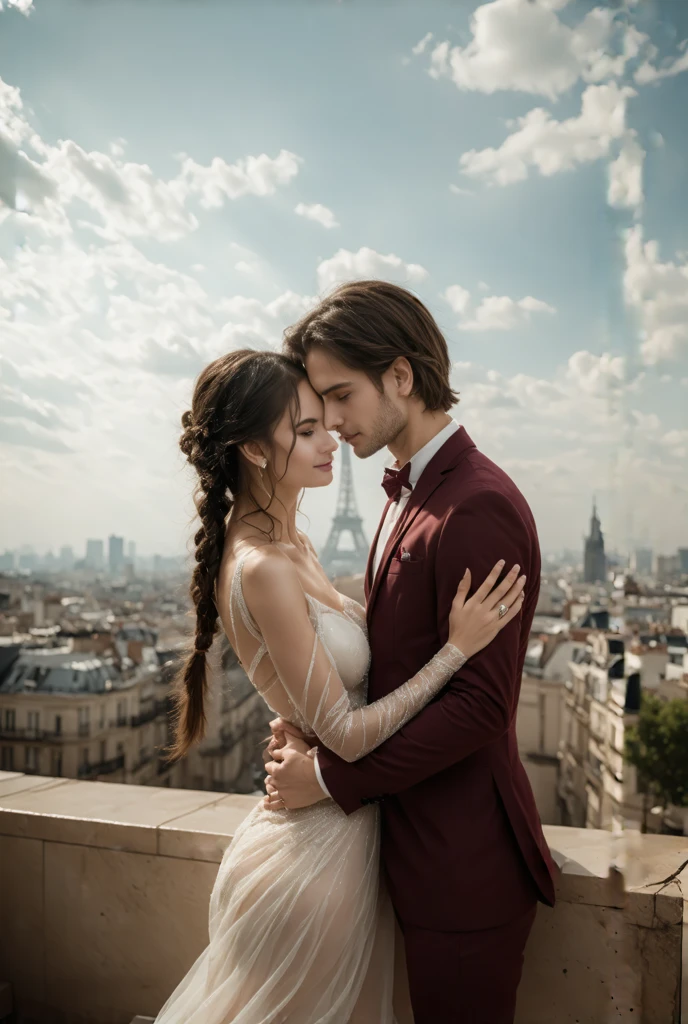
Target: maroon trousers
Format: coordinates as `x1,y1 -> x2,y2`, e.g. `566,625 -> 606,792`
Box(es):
400,902 -> 537,1024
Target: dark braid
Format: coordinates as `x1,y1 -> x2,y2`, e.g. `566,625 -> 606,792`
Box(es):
163,349 -> 306,763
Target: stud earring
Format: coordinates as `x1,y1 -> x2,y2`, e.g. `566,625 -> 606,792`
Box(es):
261,459 -> 267,469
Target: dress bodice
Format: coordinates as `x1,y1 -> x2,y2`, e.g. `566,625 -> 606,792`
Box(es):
229,556 -> 371,732
225,554 -> 465,758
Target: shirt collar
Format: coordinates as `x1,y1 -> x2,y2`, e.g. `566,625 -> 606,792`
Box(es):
387,419 -> 460,491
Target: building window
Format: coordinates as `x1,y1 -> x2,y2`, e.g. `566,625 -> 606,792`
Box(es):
78,707 -> 90,737
25,747 -> 38,772
4,709 -> 16,732
99,740 -> 107,763
27,710 -> 40,732
51,750 -> 62,777
81,747 -> 90,768
1,747 -> 14,770
99,704 -> 105,729
54,715 -> 62,736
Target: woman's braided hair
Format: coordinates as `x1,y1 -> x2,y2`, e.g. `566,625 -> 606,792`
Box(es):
164,348 -> 307,762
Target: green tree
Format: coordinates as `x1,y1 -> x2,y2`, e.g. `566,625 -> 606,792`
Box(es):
625,693 -> 688,832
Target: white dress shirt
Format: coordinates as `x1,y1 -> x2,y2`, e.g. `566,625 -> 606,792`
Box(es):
313,419 -> 461,797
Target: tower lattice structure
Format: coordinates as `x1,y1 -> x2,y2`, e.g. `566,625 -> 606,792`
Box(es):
320,444 -> 369,578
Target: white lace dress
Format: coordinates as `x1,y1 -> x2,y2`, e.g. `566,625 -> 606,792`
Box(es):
153,554 -> 466,1024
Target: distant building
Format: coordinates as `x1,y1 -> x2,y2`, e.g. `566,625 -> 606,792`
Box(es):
517,627 -> 584,826
59,546 -> 75,570
583,501 -> 606,584
558,632 -> 643,832
0,633 -> 272,794
85,539 -> 104,571
0,551 -> 16,572
677,548 -> 688,574
631,547 -> 653,577
671,605 -> 688,634
656,554 -> 680,584
108,535 -> 125,576
127,540 -> 137,564
0,642 -> 168,784
17,548 -> 38,572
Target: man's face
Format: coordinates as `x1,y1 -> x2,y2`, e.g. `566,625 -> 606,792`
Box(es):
304,347 -> 406,459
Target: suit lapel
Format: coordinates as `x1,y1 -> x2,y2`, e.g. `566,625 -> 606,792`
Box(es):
365,496 -> 394,601
366,426 -> 477,622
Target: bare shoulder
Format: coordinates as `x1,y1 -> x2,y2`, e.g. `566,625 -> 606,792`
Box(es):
241,547 -> 303,614
242,546 -> 299,588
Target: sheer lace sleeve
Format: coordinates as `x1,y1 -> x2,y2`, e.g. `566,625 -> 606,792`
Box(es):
241,553 -> 467,762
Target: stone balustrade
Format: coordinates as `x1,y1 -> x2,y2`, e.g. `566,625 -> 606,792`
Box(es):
0,769 -> 685,1024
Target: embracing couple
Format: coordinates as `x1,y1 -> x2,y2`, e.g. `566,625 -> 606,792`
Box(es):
156,280 -> 558,1024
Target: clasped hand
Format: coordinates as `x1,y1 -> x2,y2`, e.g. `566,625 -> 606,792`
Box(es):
262,718 -> 328,810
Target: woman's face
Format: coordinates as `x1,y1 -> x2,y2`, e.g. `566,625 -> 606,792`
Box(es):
269,378 -> 338,489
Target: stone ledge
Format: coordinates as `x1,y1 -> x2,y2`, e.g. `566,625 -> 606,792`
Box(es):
0,770 -> 258,862
2,771 -> 686,897
0,771 -> 684,1024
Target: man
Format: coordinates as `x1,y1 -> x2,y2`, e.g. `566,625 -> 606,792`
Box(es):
266,280 -> 557,1023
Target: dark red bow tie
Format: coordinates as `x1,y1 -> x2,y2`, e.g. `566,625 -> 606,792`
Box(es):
382,462 -> 412,502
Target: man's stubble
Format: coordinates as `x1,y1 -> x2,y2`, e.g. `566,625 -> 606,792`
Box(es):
354,393 -> 407,460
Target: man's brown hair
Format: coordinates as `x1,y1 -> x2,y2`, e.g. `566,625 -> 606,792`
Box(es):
283,280 -> 459,412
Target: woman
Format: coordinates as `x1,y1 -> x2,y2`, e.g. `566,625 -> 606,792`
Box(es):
156,349 -> 525,1023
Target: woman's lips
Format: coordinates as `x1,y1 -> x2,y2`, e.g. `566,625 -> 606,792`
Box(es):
315,460 -> 333,471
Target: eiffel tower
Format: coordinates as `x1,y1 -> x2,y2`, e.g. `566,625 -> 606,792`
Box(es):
320,443 -> 369,578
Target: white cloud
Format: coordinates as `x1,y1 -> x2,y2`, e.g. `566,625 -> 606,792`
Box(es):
460,82 -> 634,186
42,139 -> 198,241
446,351 -> 688,553
443,284 -> 555,331
452,350 -> 629,430
0,76 -> 303,242
426,0 -> 628,100
0,77 -> 31,146
635,42 -> 688,85
661,430 -> 688,460
0,77 -> 62,222
607,132 -> 644,211
316,247 -> 428,293
460,294 -> 555,331
449,183 -> 475,197
0,0 -> 33,13
443,284 -> 471,315
412,32 -> 433,56
217,289 -> 317,350
624,225 -> 688,365
294,202 -> 339,229
176,149 -> 301,208
565,350 -> 626,397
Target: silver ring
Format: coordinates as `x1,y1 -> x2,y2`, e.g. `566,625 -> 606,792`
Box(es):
498,603 -> 509,619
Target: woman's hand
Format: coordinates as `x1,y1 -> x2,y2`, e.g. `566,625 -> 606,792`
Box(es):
448,560 -> 526,658
269,716 -> 312,742
265,717 -> 315,761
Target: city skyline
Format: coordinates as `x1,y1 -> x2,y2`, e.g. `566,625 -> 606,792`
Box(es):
1,0 -> 687,557
3,513 -> 686,567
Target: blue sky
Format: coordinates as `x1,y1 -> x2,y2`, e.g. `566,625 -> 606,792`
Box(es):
1,0 -> 687,561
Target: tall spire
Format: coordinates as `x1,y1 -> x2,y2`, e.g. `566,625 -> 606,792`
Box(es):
589,498 -> 602,542
584,496 -> 606,583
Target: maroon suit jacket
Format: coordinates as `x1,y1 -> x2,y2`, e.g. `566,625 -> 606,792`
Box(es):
319,427 -> 558,932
